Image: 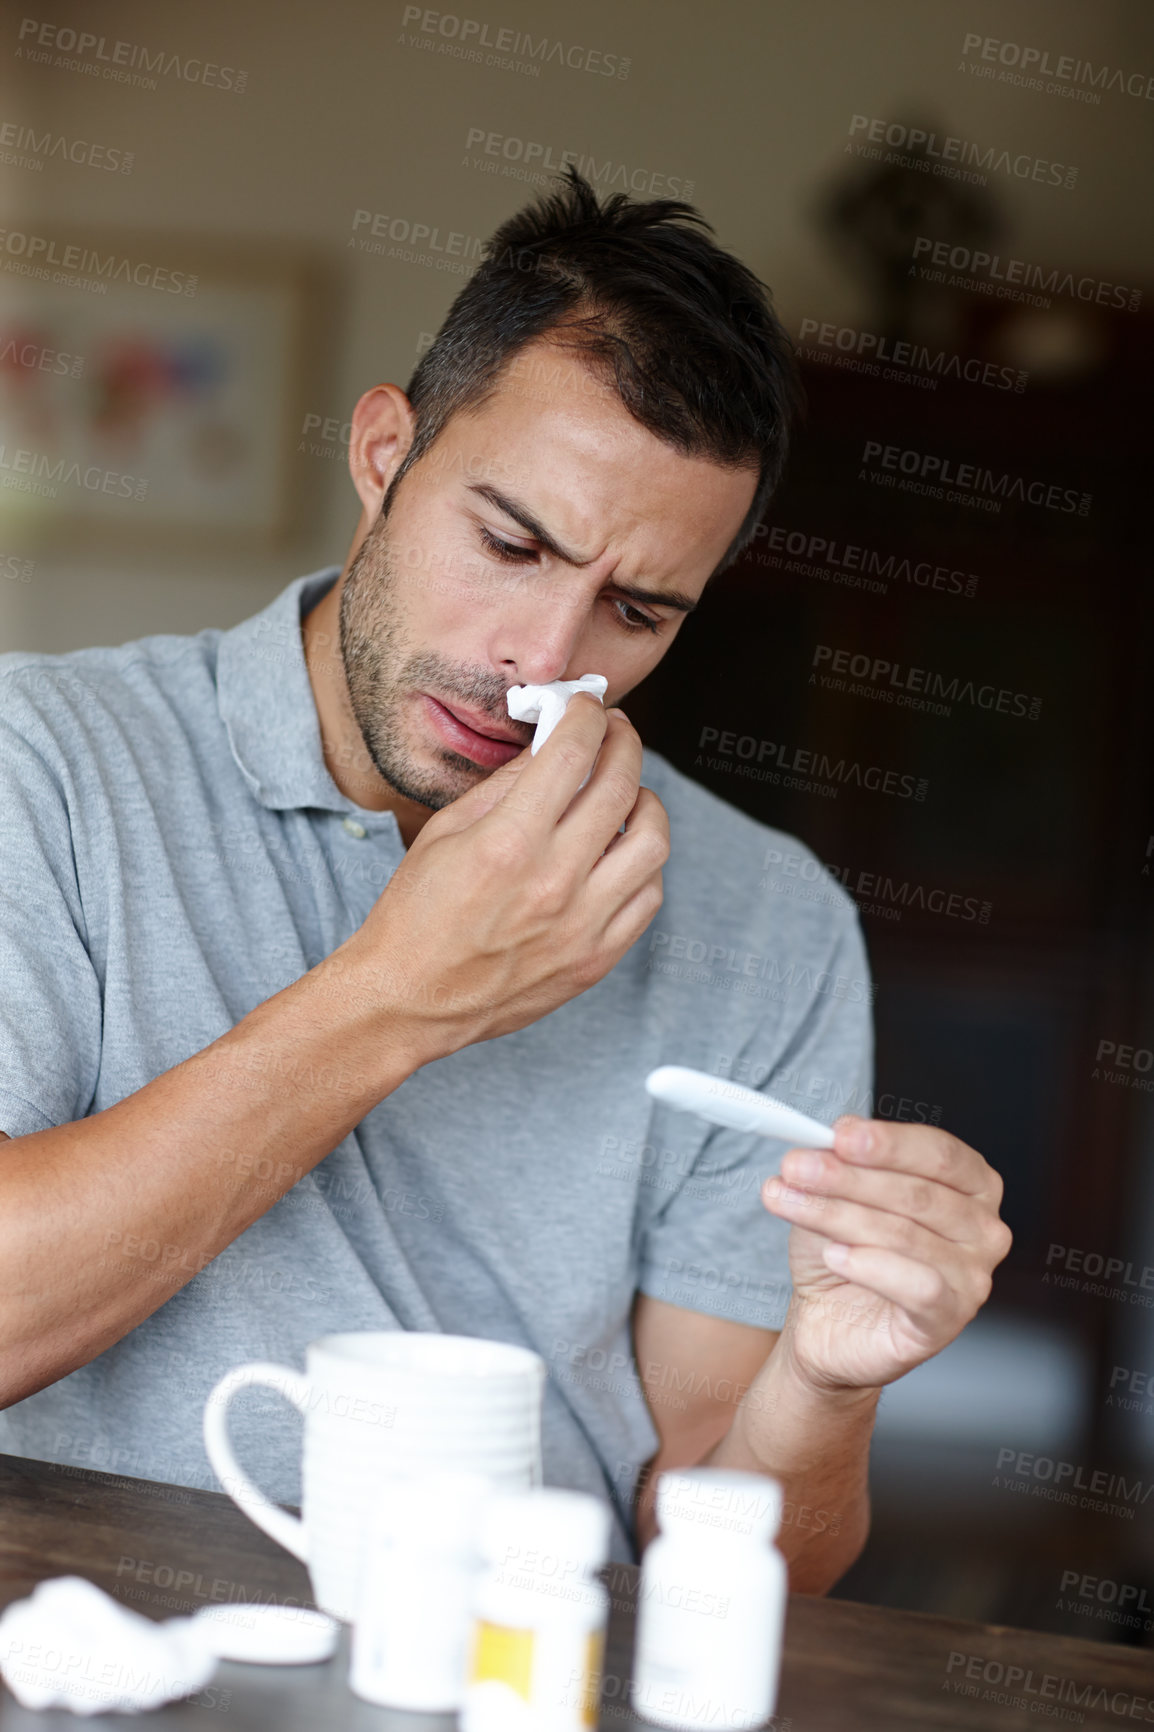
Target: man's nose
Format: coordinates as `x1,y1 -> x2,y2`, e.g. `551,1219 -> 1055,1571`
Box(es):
490,591 -> 587,686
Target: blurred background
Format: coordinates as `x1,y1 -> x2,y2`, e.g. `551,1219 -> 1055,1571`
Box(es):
3,0 -> 1154,1643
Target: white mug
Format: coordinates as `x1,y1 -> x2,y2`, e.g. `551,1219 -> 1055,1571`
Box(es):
203,1331 -> 545,1620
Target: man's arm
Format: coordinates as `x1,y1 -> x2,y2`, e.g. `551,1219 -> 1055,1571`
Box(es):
0,967 -> 427,1411
631,1297 -> 874,1593
0,698 -> 667,1410
630,1116 -> 1011,1595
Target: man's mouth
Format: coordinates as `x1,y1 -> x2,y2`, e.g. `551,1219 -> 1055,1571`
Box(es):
419,693 -> 527,767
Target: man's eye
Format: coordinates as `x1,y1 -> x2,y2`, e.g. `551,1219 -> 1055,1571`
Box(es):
480,527 -> 535,563
479,527 -> 660,636
612,598 -> 661,635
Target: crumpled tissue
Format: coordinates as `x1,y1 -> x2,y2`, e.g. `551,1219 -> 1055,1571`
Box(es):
506,675 -> 608,754
0,1576 -> 218,1716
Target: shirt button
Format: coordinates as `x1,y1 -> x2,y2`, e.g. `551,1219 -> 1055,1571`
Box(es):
341,817 -> 367,839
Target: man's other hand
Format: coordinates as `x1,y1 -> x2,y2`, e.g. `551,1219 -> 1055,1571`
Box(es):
761,1118 -> 1013,1395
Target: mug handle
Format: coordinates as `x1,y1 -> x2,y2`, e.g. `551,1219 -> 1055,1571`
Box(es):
203,1361 -> 312,1562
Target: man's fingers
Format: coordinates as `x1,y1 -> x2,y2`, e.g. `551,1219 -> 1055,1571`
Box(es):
598,868 -> 665,961
507,691 -> 614,829
831,1116 -> 1003,1205
816,1244 -> 965,1336
588,788 -> 670,959
763,1180 -> 996,1308
777,1147 -> 1010,1259
589,786 -> 669,903
765,1181 -> 944,1266
555,705 -> 644,862
428,746 -> 535,835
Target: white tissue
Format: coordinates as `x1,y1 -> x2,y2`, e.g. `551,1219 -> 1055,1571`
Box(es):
506,675 -> 608,754
0,1576 -> 218,1716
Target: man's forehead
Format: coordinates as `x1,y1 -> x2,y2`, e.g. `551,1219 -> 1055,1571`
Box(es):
459,340 -> 652,462
436,344 -> 756,577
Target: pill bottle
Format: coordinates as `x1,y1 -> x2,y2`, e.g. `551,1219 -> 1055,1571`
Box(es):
350,1470 -> 495,1712
631,1467 -> 786,1730
461,1486 -> 611,1732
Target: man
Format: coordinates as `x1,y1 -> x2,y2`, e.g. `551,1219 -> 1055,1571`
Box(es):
0,169 -> 1010,1589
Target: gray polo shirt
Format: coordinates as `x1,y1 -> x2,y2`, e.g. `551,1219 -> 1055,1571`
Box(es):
0,567 -> 872,1562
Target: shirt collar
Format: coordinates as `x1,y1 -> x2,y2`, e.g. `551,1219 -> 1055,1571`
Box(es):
217,565 -> 360,814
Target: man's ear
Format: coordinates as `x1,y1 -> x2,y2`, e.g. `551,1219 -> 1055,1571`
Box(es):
347,383 -> 416,519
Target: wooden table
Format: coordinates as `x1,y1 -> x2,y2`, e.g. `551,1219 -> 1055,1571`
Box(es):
2,1453 -> 1153,1729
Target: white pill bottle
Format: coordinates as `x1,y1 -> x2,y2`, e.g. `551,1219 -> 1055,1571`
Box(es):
462,1486 -> 611,1732
632,1467 -> 787,1731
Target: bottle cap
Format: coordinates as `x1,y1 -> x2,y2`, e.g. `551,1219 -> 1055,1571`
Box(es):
194,1602 -> 340,1665
656,1468 -> 782,1543
478,1487 -> 611,1574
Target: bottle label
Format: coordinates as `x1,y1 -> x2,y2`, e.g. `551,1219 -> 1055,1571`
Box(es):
580,1627 -> 604,1729
469,1621 -> 534,1703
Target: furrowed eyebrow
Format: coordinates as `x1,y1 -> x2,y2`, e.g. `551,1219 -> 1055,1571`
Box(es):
612,579 -> 697,616
465,482 -> 699,615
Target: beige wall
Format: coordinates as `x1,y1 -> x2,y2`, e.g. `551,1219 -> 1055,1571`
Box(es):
3,0 -> 1151,651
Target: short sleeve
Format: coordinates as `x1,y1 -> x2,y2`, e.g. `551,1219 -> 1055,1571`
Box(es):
636,902 -> 874,1331
0,685 -> 102,1136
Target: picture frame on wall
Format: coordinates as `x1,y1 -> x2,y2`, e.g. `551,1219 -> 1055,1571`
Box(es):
0,232 -> 327,550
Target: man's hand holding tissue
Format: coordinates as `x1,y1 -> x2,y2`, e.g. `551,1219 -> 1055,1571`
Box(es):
325,694 -> 669,1059
761,1116 -> 1012,1395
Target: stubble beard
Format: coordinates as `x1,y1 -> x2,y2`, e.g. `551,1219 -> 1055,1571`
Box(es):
337,508 -> 517,811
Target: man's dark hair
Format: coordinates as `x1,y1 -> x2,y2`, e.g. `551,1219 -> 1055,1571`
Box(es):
394,165 -> 801,576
